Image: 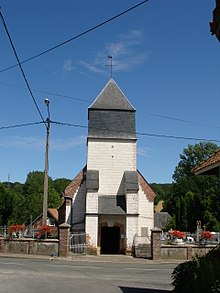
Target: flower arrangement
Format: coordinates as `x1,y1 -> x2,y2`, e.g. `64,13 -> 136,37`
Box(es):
169,230 -> 186,239
200,231 -> 214,241
35,225 -> 57,239
39,225 -> 52,235
8,224 -> 25,236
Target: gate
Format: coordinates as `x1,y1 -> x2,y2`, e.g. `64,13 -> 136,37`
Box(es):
70,232 -> 87,255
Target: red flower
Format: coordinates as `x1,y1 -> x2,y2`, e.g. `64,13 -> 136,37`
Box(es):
200,231 -> 214,240
8,224 -> 25,234
169,230 -> 186,239
39,225 -> 52,235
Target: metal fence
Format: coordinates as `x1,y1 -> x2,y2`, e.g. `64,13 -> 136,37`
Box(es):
0,225 -> 58,239
70,232 -> 87,255
0,226 -> 8,238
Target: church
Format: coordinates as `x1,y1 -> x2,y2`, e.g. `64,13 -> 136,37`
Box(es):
58,78 -> 155,255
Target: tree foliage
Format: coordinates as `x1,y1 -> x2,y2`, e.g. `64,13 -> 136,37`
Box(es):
164,142 -> 220,232
0,171 -> 70,226
150,183 -> 172,205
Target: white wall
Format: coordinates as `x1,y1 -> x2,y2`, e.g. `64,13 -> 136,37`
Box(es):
86,191 -> 98,213
138,185 -> 154,236
126,216 -> 138,248
71,182 -> 86,230
85,215 -> 98,247
87,139 -> 136,195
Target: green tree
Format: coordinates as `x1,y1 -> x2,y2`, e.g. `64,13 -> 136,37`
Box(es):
0,185 -> 13,225
165,142 -> 220,232
150,183 -> 172,205
22,171 -> 61,224
53,178 -> 71,195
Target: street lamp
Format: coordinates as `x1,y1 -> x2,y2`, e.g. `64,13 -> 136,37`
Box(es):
42,98 -> 50,226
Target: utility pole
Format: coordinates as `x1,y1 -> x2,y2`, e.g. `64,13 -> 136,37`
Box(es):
42,98 -> 50,226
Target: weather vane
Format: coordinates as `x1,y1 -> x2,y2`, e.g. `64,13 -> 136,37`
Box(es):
105,55 -> 118,79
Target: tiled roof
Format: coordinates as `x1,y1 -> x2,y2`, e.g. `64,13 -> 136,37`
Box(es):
32,208 -> 59,224
48,208 -> 59,222
137,170 -> 155,202
64,166 -> 86,198
193,149 -> 220,175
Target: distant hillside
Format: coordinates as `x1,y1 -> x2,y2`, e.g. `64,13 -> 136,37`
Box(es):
149,183 -> 172,205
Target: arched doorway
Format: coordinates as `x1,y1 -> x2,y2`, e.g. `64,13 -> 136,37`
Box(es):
101,226 -> 120,254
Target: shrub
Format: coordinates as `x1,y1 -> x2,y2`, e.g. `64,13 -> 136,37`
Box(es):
172,244 -> 220,293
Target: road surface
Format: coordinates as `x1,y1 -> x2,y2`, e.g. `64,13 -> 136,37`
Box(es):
0,255 -> 178,293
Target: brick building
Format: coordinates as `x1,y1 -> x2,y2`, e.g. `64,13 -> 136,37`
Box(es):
58,78 -> 155,255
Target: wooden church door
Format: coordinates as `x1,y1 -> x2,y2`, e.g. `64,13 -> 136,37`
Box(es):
100,226 -> 120,254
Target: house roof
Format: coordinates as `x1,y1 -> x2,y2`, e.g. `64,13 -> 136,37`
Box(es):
137,170 -> 155,203
64,166 -> 86,198
32,208 -> 59,224
193,149 -> 220,176
48,208 -> 59,222
89,78 -> 135,111
64,166 -> 155,203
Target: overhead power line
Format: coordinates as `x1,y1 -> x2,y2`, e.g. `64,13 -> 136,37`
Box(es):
0,119 -> 219,143
0,10 -> 46,126
51,120 -> 220,143
0,0 -> 149,73
1,81 -> 220,130
139,111 -> 220,129
0,121 -> 44,130
0,81 -> 91,103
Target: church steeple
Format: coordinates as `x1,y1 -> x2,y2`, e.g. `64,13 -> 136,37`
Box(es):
88,79 -> 136,140
89,79 -> 135,111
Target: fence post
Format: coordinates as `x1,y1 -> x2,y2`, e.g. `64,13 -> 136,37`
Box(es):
59,223 -> 71,257
151,227 -> 162,260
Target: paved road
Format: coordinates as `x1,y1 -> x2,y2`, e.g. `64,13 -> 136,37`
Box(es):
0,255 -> 178,293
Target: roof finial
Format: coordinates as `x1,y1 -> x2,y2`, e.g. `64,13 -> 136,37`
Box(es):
105,55 -> 118,79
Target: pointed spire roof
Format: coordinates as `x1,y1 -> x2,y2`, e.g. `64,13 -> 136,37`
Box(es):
89,78 -> 135,111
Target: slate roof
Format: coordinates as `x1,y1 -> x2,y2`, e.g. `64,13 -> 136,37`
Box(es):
98,195 -> 126,215
89,78 -> 135,111
88,79 -> 136,140
193,149 -> 220,176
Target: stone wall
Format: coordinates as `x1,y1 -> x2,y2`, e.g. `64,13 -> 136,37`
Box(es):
0,237 -> 59,256
161,244 -> 215,260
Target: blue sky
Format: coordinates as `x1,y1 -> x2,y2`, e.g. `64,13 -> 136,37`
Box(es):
0,0 -> 220,184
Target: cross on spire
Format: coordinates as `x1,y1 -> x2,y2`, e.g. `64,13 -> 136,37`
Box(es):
105,55 -> 118,78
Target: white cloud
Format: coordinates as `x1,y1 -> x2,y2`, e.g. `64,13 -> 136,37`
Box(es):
137,147 -> 152,158
0,136 -> 44,150
79,61 -> 105,74
63,59 -> 75,72
0,135 -> 86,151
51,135 -> 86,151
79,29 -> 150,74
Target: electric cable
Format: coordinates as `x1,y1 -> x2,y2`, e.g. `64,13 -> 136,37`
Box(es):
0,0 -> 149,73
50,120 -> 220,143
0,121 -> 44,130
0,10 -> 47,127
1,81 -> 220,129
0,119 -> 219,143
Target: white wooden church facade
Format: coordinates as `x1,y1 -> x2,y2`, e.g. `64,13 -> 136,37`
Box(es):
59,79 -> 155,254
